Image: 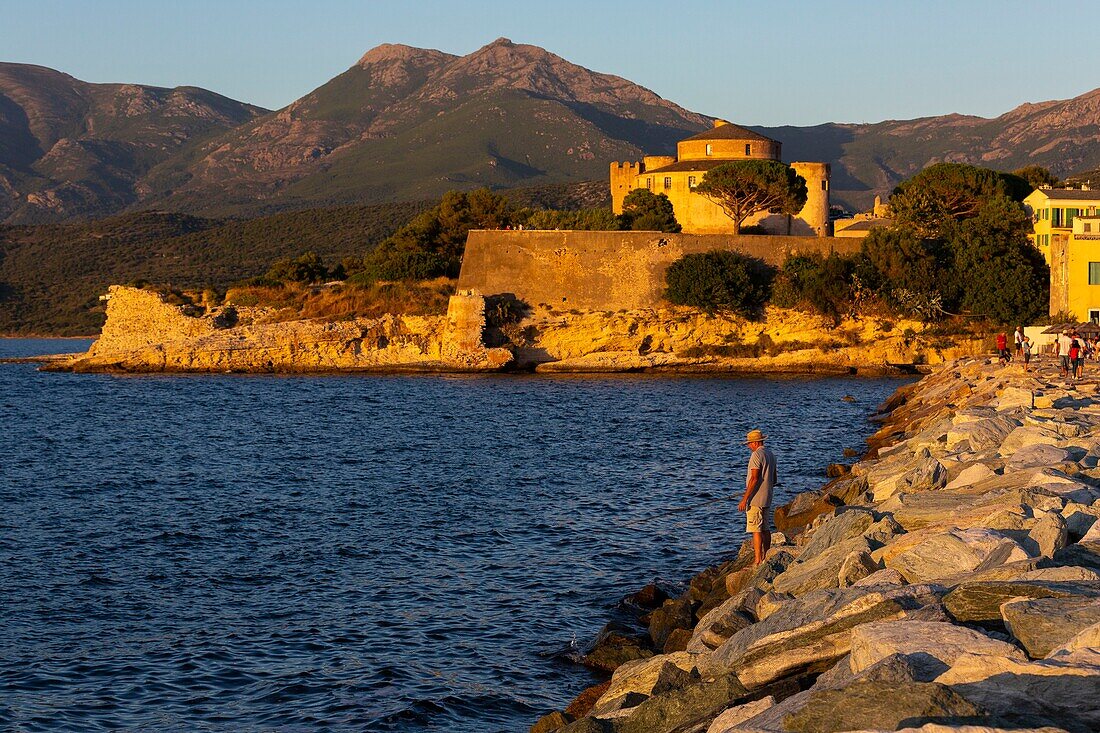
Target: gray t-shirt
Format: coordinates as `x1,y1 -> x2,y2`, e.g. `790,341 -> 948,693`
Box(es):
747,446 -> 777,508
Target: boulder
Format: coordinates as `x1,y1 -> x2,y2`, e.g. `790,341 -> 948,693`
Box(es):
754,591 -> 791,621
943,580 -> 1100,624
662,628 -> 692,654
584,624 -> 654,672
687,596 -> 754,653
531,711 -> 573,733
565,680 -> 611,720
1001,596 -> 1100,658
772,537 -> 872,596
944,462 -> 997,491
702,584 -> 946,688
997,385 -> 1034,410
1052,540 -> 1100,571
998,425 -> 1064,456
870,451 -> 948,502
774,492 -> 843,535
1005,443 -> 1073,468
838,550 -> 879,587
850,620 -> 1026,680
798,509 -> 875,562
1082,522 -> 1100,543
780,678 -> 982,733
936,651 -> 1100,732
886,527 -> 1030,583
1048,620 -> 1100,658
649,598 -> 694,651
1061,504 -> 1099,539
946,414 -> 1020,451
594,652 -> 699,712
704,696 -> 775,733
1028,511 -> 1069,557
597,672 -> 747,733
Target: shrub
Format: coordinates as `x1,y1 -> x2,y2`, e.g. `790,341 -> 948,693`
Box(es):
349,250 -> 454,285
665,250 -> 774,317
772,252 -> 857,324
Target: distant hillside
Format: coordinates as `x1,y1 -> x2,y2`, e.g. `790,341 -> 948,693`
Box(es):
758,88 -> 1100,211
0,63 -> 267,223
0,201 -> 427,334
140,38 -> 708,216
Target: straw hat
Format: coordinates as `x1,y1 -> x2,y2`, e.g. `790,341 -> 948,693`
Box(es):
745,429 -> 767,444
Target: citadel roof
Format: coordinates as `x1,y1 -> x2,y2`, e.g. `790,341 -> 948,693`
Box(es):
680,122 -> 778,145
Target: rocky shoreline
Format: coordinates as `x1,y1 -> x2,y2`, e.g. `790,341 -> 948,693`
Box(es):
536,356 -> 1100,733
38,286 -> 985,375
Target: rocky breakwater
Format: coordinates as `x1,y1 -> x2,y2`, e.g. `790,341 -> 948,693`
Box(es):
52,286 -> 512,373
535,356 -> 1100,733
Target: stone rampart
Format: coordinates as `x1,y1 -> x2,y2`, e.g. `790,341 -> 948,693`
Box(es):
456,230 -> 861,311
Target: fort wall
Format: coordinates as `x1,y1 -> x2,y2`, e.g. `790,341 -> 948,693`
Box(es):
456,230 -> 861,311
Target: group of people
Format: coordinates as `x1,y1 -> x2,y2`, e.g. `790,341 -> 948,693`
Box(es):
1056,327 -> 1094,380
995,326 -> 1096,380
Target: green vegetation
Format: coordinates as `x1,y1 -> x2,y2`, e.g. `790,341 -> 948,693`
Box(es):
617,189 -> 681,232
664,250 -> 773,317
1012,165 -> 1059,190
888,163 -> 1029,238
693,161 -> 808,234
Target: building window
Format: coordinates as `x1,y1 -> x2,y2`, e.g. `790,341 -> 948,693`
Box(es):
1086,223 -> 1093,233
1053,208 -> 1064,227
705,144 -> 712,156
745,143 -> 751,155
1091,309 -> 1100,324
1089,262 -> 1100,285
646,177 -> 652,190
821,180 -> 828,190
1069,208 -> 1080,225
688,175 -> 697,188
663,177 -> 672,190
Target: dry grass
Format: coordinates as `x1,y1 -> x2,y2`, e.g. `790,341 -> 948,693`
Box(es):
225,278 -> 456,322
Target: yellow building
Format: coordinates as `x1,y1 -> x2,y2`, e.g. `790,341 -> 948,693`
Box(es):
611,121 -> 831,236
1024,187 -> 1100,318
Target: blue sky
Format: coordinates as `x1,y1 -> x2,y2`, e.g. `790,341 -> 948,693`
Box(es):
6,0 -> 1100,126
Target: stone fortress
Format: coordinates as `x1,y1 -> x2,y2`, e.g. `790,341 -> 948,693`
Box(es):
610,121 -> 832,236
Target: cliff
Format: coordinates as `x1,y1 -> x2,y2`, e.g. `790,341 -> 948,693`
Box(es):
534,356 -> 1100,733
48,285 -> 983,375
58,286 -> 511,373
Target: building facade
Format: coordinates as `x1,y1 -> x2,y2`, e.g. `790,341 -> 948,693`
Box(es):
610,121 -> 831,236
1024,187 -> 1100,319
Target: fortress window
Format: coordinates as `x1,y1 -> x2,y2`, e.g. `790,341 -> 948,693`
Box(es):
1089,262 -> 1100,285
688,176 -> 697,188
663,177 -> 672,190
646,177 -> 652,190
745,144 -> 751,155
705,144 -> 712,156
822,180 -> 828,190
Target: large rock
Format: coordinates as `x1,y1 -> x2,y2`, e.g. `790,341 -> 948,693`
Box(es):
946,414 -> 1020,451
853,568 -> 907,587
936,651 -> 1100,732
1052,540 -> 1100,572
998,425 -> 1064,456
1049,620 -> 1100,658
771,537 -> 872,596
798,509 -> 875,562
886,527 -> 1030,583
1005,443 -> 1073,468
868,450 -> 948,502
774,492 -> 843,535
705,696 -> 775,733
584,624 -> 654,672
944,462 -> 998,491
780,678 -> 982,733
838,550 -> 879,587
687,596 -> 755,653
649,598 -> 694,651
594,652 -> 699,712
944,580 -> 1100,624
1001,596 -> 1100,658
1028,511 -> 1069,557
850,620 -> 1026,679
701,584 -> 946,689
597,672 -> 747,733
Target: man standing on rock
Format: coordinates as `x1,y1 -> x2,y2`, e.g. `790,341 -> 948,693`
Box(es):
738,429 -> 777,566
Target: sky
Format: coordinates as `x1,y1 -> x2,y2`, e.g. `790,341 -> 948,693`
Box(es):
5,0 -> 1100,127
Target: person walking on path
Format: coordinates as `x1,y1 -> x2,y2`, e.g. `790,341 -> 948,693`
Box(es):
738,429 -> 777,567
1014,326 -> 1025,359
1022,336 -> 1032,371
1059,329 -> 1073,377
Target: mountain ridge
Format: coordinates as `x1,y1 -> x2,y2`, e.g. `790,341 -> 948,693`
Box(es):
3,41 -> 1100,221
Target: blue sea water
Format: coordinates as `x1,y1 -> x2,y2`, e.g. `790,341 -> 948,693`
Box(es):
0,339 -> 907,732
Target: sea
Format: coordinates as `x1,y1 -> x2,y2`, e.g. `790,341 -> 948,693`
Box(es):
0,338 -> 908,732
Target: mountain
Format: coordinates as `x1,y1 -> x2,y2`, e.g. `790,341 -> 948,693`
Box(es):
0,63 -> 266,223
758,88 -> 1100,211
139,38 -> 710,216
5,40 -> 1100,222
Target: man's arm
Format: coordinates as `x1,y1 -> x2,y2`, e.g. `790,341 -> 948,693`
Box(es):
739,468 -> 761,512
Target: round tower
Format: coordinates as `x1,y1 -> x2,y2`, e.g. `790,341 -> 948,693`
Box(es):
790,162 -> 831,236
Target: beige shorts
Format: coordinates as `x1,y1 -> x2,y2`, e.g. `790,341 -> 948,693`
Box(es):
746,506 -> 771,533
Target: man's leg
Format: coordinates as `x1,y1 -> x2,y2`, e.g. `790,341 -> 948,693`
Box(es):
761,529 -> 772,559
752,531 -> 764,566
